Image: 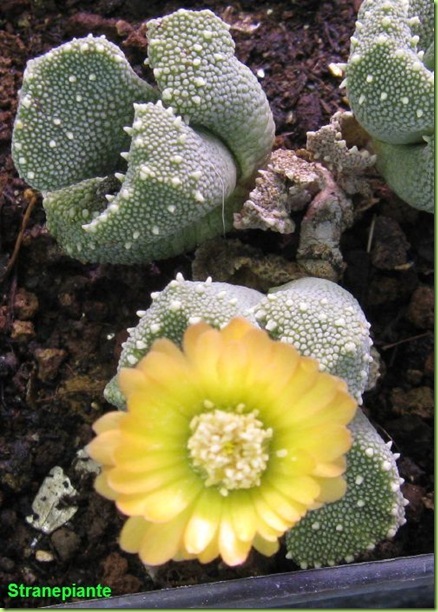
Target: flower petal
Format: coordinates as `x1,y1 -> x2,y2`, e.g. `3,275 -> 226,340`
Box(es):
119,516 -> 148,553
137,511 -> 192,565
218,505 -> 252,566
92,410 -> 125,434
251,490 -> 290,534
131,478 -> 201,522
108,464 -> 190,495
312,456 -> 346,478
315,474 -> 347,504
94,471 -> 118,500
229,490 -> 257,543
219,317 -> 255,341
184,488 -> 223,554
87,430 -> 121,466
299,425 -> 352,462
253,534 -> 280,557
118,367 -> 149,398
114,448 -> 186,475
259,481 -> 304,524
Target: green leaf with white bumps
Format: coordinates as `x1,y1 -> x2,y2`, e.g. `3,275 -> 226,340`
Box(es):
147,9 -> 275,182
344,0 -> 434,213
104,275 -> 374,411
44,102 -> 239,264
253,278 -> 374,405
12,35 -> 157,192
104,274 -> 263,408
285,410 -> 407,568
12,10 -> 275,264
104,274 -> 405,564
346,0 -> 434,145
373,133 -> 434,214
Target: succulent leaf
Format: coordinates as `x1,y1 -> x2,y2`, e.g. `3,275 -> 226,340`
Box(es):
285,410 -> 407,568
345,0 -> 434,212
253,278 -> 374,404
12,10 -> 275,264
147,9 -> 275,181
44,102 -> 239,263
12,35 -> 158,192
104,274 -> 263,408
346,0 -> 434,145
373,133 -> 434,214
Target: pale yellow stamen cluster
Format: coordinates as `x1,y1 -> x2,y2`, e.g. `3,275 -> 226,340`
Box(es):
188,406 -> 273,496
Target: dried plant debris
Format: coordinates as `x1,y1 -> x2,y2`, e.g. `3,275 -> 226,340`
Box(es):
234,149 -> 353,281
192,237 -> 306,292
26,467 -> 78,535
234,149 -> 321,234
307,110 -> 377,198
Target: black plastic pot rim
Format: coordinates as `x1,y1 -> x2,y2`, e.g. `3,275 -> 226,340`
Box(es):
46,553 -> 434,609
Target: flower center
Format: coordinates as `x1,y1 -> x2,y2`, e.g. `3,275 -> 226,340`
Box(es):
187,406 -> 273,496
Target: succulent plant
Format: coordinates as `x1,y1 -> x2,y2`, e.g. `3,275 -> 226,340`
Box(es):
12,9 -> 275,264
343,0 -> 434,213
285,409 -> 407,568
104,274 -> 373,409
101,273 -> 406,567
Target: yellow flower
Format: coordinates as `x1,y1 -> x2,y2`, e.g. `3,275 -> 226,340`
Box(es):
87,318 -> 356,566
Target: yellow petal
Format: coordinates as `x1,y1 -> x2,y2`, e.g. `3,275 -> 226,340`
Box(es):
259,481 -> 303,524
123,395 -> 190,433
274,373 -> 340,426
218,505 -> 252,566
267,447 -> 316,477
251,491 -> 290,534
114,449 -> 184,473
183,320 -> 216,349
312,456 -> 346,478
137,510 -> 192,565
137,348 -> 191,389
118,367 -> 148,398
316,475 -> 347,504
94,471 -> 118,500
196,536 -> 220,564
219,317 -> 255,341
131,478 -> 201,522
183,326 -> 222,389
299,425 -> 352,461
271,475 -> 320,507
252,534 -> 280,557
145,336 -> 187,364
267,358 -> 321,423
92,410 -> 125,434
87,430 -> 121,466
229,490 -> 257,543
114,448 -> 185,475
108,464 -> 189,495
119,516 -> 148,553
216,340 -> 251,395
184,488 -> 222,554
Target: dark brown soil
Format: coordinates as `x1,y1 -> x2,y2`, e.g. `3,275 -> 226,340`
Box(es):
0,0 -> 433,608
